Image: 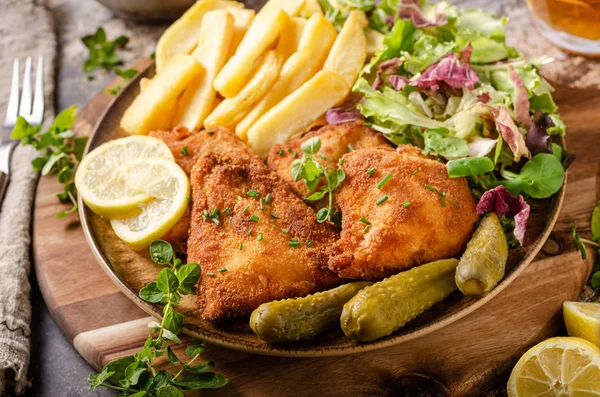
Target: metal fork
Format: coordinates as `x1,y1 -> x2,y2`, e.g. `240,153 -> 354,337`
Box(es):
1,56 -> 44,203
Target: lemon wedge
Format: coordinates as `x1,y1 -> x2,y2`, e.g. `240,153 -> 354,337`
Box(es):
564,301 -> 600,347
109,157 -> 189,250
75,136 -> 173,217
507,336 -> 600,396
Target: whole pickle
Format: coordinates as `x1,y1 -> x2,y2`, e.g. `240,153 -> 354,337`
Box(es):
455,213 -> 508,296
250,281 -> 372,343
341,259 -> 459,342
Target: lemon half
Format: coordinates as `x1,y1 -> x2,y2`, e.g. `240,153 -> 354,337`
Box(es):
110,157 -> 189,250
564,301 -> 600,348
75,136 -> 173,217
507,336 -> 600,396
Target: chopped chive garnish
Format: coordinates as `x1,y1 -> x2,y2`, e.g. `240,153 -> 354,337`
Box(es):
319,154 -> 326,160
250,215 -> 259,222
402,200 -> 411,208
277,150 -> 284,156
265,193 -> 272,204
257,233 -> 263,241
376,195 -> 389,205
248,230 -> 253,235
412,169 -> 419,175
239,243 -> 243,251
348,143 -> 355,152
339,158 -> 345,165
186,196 -> 192,204
180,146 -> 189,156
425,184 -> 446,207
306,240 -> 313,247
206,272 -> 215,277
223,207 -> 231,215
242,205 -> 250,214
288,238 -> 300,247
293,152 -> 298,158
377,173 -> 392,189
207,131 -> 214,135
218,267 -> 227,273
359,217 -> 371,225
247,189 -> 259,198
364,225 -> 371,232
449,199 -> 460,208
282,228 -> 289,234
260,198 -> 265,211
367,167 -> 376,175
287,147 -> 292,152
236,195 -> 242,200
364,122 -> 372,127
271,213 -> 279,219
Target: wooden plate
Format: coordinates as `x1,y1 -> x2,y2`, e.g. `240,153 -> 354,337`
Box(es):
79,62 -> 566,357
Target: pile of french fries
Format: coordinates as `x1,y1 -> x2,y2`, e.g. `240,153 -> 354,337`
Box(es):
120,0 -> 384,158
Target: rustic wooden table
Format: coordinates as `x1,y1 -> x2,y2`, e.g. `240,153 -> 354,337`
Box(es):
22,0 -> 599,396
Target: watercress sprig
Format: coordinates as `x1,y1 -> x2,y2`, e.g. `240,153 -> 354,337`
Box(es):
291,137 -> 345,224
88,240 -> 229,396
10,106 -> 87,218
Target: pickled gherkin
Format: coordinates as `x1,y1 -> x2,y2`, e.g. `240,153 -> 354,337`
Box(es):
250,282 -> 372,343
341,259 -> 459,342
455,213 -> 508,296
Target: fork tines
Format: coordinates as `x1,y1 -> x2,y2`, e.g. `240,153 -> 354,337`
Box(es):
3,56 -> 44,129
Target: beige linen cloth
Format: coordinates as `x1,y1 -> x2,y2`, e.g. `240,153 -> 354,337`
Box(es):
0,0 -> 56,394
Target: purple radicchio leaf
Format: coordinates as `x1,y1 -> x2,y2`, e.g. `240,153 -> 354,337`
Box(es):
373,58 -> 401,89
389,75 -> 410,91
411,53 -> 479,91
507,65 -> 531,127
459,43 -> 473,64
489,106 -> 530,162
397,0 -> 448,27
325,107 -> 364,125
526,110 -> 554,156
476,185 -> 531,246
477,93 -> 491,104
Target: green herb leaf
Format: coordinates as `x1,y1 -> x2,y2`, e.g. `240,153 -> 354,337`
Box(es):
301,137 -> 322,154
189,361 -> 215,373
157,385 -> 184,397
139,282 -> 166,303
125,361 -> 147,386
156,268 -> 179,295
150,240 -> 173,265
186,343 -> 206,357
591,271 -> 600,289
592,201 -> 600,243
573,225 -> 587,260
305,191 -> 326,201
446,157 -> 495,178
176,263 -> 201,295
170,373 -> 229,390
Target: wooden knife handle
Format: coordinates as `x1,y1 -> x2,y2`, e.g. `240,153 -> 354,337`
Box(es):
0,170 -> 8,205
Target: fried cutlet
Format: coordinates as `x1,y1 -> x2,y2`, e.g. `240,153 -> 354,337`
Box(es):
149,126 -> 253,253
267,121 -> 389,200
187,151 -> 342,321
328,145 -> 478,280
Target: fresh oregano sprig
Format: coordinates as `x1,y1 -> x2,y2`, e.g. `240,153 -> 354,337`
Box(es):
88,240 -> 228,396
291,137 -> 345,224
10,106 -> 87,218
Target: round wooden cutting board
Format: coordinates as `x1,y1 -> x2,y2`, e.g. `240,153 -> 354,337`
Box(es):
33,64 -> 599,395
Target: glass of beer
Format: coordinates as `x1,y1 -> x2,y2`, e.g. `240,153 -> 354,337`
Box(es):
526,0 -> 600,56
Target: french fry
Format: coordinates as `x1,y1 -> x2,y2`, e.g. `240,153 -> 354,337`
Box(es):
300,0 -> 323,17
236,14 -> 336,140
121,54 -> 202,135
323,11 -> 368,87
276,17 -> 308,62
247,71 -> 349,158
213,9 -> 288,98
205,50 -> 283,129
173,10 -> 234,130
226,8 -> 256,58
154,0 -> 243,73
366,29 -> 384,56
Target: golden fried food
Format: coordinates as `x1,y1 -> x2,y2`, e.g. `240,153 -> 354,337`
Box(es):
328,145 -> 478,280
149,126 -> 253,252
187,151 -> 341,321
267,121 -> 389,199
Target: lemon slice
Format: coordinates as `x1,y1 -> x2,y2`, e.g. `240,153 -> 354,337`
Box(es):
564,301 -> 600,347
109,157 -> 189,250
507,336 -> 600,396
75,136 -> 174,217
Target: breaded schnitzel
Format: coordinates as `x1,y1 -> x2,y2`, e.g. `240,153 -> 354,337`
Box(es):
267,121 -> 389,200
187,151 -> 342,321
328,145 -> 478,280
149,126 -> 253,253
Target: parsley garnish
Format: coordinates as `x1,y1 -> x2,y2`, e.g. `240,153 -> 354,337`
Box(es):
180,146 -> 189,156
292,137 -> 345,224
88,240 -> 228,394
10,106 -> 86,218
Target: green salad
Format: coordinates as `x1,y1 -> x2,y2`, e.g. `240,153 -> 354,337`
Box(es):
323,0 -> 569,245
